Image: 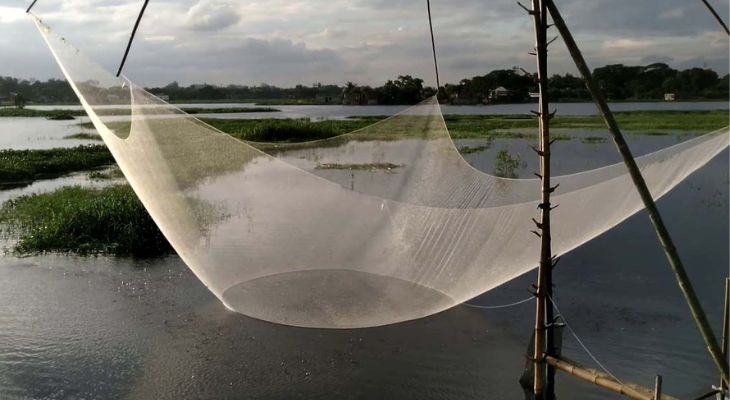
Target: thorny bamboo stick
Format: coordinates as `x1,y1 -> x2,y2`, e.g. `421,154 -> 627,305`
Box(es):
529,0 -> 555,397
543,0 -> 730,386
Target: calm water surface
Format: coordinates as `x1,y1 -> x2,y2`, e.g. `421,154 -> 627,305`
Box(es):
27,100 -> 730,120
0,109 -> 727,399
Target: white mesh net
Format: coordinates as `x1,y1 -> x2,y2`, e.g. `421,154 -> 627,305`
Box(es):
34,16 -> 729,328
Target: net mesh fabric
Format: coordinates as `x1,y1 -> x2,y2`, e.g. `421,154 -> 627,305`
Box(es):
34,17 -> 729,328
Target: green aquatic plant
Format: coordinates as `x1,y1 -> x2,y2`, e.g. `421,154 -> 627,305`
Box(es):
64,132 -> 103,140
88,167 -> 125,181
315,163 -> 403,171
0,185 -> 171,257
457,141 -> 492,154
46,113 -> 75,120
580,136 -> 608,144
0,145 -> 113,185
494,149 -> 527,178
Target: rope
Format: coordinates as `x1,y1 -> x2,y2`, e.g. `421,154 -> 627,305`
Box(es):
426,0 -> 441,89
116,0 -> 150,77
547,294 -> 625,386
463,296 -> 534,309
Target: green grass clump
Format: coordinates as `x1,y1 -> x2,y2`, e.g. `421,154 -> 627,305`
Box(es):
458,144 -> 491,154
204,118 -> 370,142
181,107 -> 280,114
0,145 -> 113,184
580,136 -> 608,144
46,113 -> 75,120
0,185 -> 171,256
88,167 -> 125,181
64,132 -> 103,140
315,163 -> 402,170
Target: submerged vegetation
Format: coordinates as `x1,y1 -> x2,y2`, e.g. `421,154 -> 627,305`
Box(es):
458,143 -> 492,154
580,136 -> 608,144
0,185 -> 171,256
494,150 -> 527,178
88,167 -> 125,181
316,163 -> 403,171
0,145 -> 113,185
64,132 -> 102,140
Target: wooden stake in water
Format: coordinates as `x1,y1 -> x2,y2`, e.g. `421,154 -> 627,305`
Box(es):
722,278 -> 729,394
528,0 -> 556,397
543,0 -> 729,386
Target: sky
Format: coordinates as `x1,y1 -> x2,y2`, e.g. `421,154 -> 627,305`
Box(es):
0,0 -> 728,87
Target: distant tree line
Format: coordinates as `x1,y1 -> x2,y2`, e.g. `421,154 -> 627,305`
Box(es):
1,63 -> 727,106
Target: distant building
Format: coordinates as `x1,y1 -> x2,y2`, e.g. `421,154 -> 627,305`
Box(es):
341,89 -> 369,105
489,86 -> 513,102
315,94 -> 334,104
157,94 -> 170,101
664,93 -> 676,101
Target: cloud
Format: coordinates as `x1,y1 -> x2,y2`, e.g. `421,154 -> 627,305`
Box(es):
604,38 -> 655,51
184,0 -> 240,31
2,0 -> 727,87
0,6 -> 25,23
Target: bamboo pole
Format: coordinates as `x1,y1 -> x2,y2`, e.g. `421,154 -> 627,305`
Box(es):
700,0 -> 730,36
543,0 -> 730,386
25,0 -> 39,13
116,0 -> 150,77
722,278 -> 729,394
653,375 -> 662,400
545,356 -> 678,400
528,0 -> 555,398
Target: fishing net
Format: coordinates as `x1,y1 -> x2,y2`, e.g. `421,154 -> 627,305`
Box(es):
33,16 -> 729,328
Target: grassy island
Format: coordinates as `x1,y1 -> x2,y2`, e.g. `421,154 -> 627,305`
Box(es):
0,145 -> 113,186
0,185 -> 171,257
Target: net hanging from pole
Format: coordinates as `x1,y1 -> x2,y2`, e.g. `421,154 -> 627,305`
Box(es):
32,16 -> 729,329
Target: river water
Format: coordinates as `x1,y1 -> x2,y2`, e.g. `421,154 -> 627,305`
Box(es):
27,101 -> 730,120
0,104 -> 728,399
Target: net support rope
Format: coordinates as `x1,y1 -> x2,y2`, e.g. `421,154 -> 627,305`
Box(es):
547,294 -> 624,385
463,296 -> 534,309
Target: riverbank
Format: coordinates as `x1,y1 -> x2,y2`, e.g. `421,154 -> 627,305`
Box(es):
75,110 -> 729,143
0,106 -> 280,119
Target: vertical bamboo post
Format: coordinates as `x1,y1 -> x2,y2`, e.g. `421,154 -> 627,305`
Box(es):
654,375 -> 662,400
543,0 -> 729,386
722,278 -> 729,394
530,0 -> 555,398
